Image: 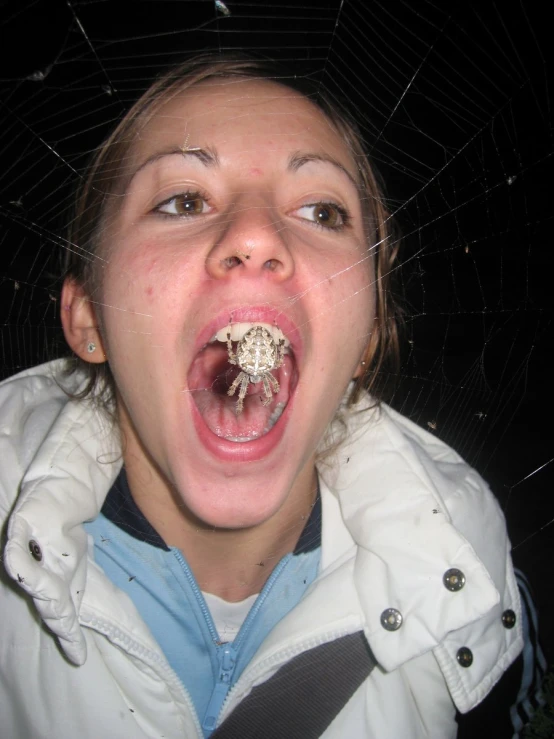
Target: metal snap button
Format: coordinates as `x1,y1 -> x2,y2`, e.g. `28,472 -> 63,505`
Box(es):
443,568 -> 466,592
28,539 -> 42,562
456,647 -> 473,667
380,608 -> 403,631
501,609 -> 517,629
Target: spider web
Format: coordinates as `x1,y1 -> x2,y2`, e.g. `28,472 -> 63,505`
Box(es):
0,0 -> 552,660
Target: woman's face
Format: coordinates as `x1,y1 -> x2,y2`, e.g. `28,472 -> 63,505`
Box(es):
92,79 -> 374,528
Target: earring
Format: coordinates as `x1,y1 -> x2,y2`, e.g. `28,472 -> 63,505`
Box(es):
87,342 -> 96,354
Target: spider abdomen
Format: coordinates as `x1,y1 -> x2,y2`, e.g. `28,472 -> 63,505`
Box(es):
237,327 -> 278,377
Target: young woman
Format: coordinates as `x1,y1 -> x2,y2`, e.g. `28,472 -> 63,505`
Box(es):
0,56 -> 522,738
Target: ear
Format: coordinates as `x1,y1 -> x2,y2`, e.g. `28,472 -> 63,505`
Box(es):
353,359 -> 367,379
60,278 -> 107,364
353,346 -> 371,378
353,314 -> 381,378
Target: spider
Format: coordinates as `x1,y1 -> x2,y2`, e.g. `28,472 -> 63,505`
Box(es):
226,326 -> 285,414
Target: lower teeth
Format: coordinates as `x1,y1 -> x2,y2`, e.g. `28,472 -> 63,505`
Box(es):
224,435 -> 260,443
267,401 -> 286,428
219,401 -> 286,442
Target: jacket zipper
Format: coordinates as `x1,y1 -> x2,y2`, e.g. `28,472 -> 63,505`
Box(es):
202,643 -> 238,732
173,549 -> 293,733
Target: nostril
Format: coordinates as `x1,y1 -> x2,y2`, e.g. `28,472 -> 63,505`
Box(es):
264,259 -> 279,271
221,255 -> 242,270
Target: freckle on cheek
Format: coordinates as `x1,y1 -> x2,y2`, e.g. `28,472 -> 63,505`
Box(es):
146,286 -> 154,297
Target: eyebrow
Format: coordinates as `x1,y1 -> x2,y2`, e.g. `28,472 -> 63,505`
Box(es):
288,151 -> 360,190
128,146 -> 358,190
130,146 -> 220,182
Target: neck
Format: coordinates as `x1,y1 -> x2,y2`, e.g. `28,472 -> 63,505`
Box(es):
123,450 -> 318,602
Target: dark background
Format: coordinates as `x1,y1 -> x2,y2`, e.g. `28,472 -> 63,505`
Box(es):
1,0 -> 552,662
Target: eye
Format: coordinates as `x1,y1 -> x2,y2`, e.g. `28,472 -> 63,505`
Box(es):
153,191 -> 211,217
294,202 -> 350,230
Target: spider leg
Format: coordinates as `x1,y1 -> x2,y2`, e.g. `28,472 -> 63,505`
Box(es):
227,371 -> 244,398
261,376 -> 273,406
226,332 -> 237,365
228,371 -> 250,414
274,339 -> 285,369
235,373 -> 250,414
261,372 -> 280,406
267,372 -> 280,393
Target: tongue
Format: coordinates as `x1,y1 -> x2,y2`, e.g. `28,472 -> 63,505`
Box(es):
188,343 -> 294,441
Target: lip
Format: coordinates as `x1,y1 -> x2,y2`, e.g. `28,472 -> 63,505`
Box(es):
193,306 -> 304,363
190,390 -> 296,463
188,305 -> 302,463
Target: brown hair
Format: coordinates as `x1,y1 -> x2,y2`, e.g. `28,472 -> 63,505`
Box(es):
63,53 -> 401,407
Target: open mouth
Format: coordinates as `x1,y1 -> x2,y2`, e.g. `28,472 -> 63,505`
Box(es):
188,322 -> 298,443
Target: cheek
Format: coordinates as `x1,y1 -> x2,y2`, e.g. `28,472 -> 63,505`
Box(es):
143,256 -> 161,300
103,241 -> 184,311
317,235 -> 371,286
322,258 -> 375,363
320,252 -> 374,317
100,238 -> 203,358
98,247 -> 165,353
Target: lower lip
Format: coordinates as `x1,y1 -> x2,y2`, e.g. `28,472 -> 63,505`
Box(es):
189,392 -> 294,463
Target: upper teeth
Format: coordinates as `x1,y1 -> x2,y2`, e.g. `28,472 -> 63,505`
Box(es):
211,322 -> 290,347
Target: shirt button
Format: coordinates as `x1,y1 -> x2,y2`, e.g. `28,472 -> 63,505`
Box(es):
501,609 -> 517,629
456,647 -> 473,667
380,608 -> 403,631
28,539 -> 43,562
443,568 -> 466,592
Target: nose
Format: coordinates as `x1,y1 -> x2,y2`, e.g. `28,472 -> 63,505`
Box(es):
205,198 -> 295,282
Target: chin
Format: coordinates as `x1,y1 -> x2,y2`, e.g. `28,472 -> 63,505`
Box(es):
173,464 -> 298,531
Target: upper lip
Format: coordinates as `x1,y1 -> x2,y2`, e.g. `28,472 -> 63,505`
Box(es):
193,306 -> 303,362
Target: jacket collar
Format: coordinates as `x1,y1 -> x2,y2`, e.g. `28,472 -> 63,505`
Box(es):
5,377 -> 500,678
319,402 -> 500,672
4,388 -> 121,665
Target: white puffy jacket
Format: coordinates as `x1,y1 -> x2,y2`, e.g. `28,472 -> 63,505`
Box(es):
0,362 -> 522,738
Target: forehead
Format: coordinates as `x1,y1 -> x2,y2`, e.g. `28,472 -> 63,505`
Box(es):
132,78 -> 354,165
